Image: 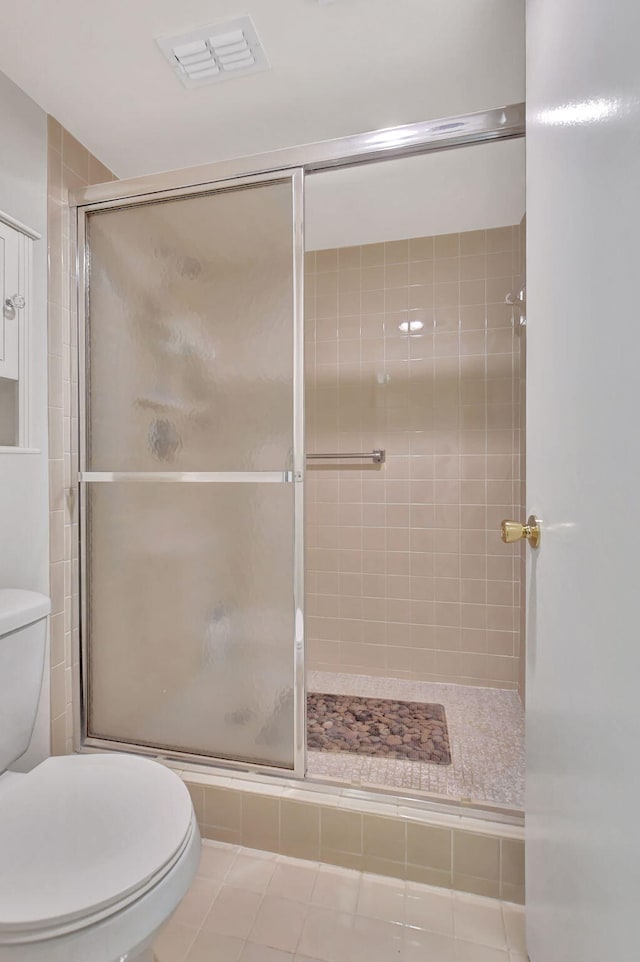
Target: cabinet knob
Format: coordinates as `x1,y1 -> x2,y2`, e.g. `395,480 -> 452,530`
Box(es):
7,294 -> 25,310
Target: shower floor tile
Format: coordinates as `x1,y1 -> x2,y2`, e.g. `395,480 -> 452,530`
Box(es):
306,672 -> 524,809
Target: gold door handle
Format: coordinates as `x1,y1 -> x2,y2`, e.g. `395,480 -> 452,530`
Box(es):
501,515 -> 541,548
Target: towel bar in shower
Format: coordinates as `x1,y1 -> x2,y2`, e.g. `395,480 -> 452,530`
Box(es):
306,449 -> 386,464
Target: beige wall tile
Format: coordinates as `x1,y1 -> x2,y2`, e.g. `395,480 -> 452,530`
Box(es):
486,226 -> 514,252
200,824 -> 242,845
459,230 -> 486,255
453,831 -> 500,881
362,815 -> 406,862
316,248 -> 338,271
185,783 -> 204,822
406,822 -> 451,872
241,794 -> 279,852
61,128 -> 89,180
361,854 -> 407,879
280,800 -> 321,860
50,712 -> 67,755
453,873 -> 501,898
47,115 -> 62,152
50,662 -> 66,718
500,838 -> 525,887
306,232 -> 524,691
405,864 -> 452,887
385,239 -> 409,262
500,881 -> 525,905
88,154 -> 115,186
434,233 -> 460,258
49,510 -> 64,565
203,787 -> 241,832
408,236 -> 434,260
49,610 -> 65,666
338,245 -> 361,269
47,114 -> 117,753
319,849 -> 364,872
320,808 -> 363,855
47,147 -> 63,204
361,242 -> 385,266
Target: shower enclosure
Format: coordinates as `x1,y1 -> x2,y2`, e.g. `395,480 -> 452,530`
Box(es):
73,104 -> 525,816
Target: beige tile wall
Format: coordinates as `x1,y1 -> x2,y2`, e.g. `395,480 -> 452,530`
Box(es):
47,115 -> 116,754
305,228 -> 524,689
184,775 -> 525,903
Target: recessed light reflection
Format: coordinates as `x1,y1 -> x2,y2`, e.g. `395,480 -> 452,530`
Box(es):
366,128 -> 421,149
538,98 -> 621,127
431,121 -> 466,133
399,319 -> 424,333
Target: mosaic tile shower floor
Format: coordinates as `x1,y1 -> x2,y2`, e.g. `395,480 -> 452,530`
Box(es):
306,672 -> 525,809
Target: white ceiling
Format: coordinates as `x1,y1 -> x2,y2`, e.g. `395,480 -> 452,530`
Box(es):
305,138 -> 525,250
0,0 -> 524,178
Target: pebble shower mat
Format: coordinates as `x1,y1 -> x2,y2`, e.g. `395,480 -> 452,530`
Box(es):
307,692 -> 451,765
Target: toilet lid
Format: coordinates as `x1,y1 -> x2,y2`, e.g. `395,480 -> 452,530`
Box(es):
0,753 -> 194,937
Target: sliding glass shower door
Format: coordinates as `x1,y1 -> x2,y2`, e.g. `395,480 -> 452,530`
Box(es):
79,171 -> 304,772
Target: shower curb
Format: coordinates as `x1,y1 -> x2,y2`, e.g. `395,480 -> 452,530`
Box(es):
179,768 -> 525,903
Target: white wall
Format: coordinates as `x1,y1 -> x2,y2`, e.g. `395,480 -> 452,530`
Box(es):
305,138 -> 525,251
0,70 -> 49,766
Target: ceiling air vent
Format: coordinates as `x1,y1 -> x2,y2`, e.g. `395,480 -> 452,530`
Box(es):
156,16 -> 269,87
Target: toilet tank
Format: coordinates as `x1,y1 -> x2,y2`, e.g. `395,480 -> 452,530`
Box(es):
0,590 -> 51,772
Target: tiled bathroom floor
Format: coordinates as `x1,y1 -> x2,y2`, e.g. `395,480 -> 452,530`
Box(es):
154,840 -> 527,962
306,672 -> 525,809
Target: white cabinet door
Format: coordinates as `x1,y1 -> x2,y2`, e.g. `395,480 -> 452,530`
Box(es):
0,220 -> 22,380
526,0 -> 640,960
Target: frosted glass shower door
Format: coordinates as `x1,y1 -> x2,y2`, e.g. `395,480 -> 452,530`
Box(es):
79,171 -> 304,772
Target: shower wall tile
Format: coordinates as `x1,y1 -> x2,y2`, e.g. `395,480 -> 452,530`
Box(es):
306,228 -> 524,689
46,114 -> 116,755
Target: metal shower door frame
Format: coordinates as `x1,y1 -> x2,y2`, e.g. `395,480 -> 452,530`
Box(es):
76,167 -> 307,777
72,102 -> 525,783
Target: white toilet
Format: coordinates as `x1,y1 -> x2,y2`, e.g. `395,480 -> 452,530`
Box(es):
0,589 -> 201,962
